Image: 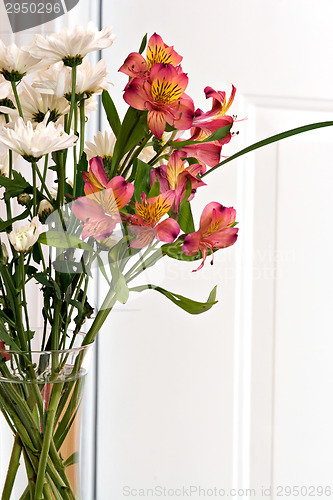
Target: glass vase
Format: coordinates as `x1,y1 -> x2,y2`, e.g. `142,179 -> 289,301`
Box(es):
0,342 -> 93,499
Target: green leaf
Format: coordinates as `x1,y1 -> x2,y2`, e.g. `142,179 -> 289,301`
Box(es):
0,208 -> 30,233
39,231 -> 93,252
110,262 -> 129,304
74,152 -> 88,198
0,319 -> 21,351
148,177 -> 160,198
130,284 -> 218,314
161,238 -> 201,262
134,158 -> 153,201
102,90 -> 121,138
34,273 -> 62,299
63,452 -> 79,468
139,33 -> 148,54
111,107 -> 149,175
178,201 -> 195,233
170,124 -> 232,148
202,120 -> 333,178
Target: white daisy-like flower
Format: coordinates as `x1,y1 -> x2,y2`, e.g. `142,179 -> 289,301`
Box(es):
85,130 -> 116,160
33,59 -> 109,100
0,75 -> 12,100
0,143 -> 13,176
18,82 -> 69,123
8,216 -> 41,253
30,22 -> 115,67
0,113 -> 78,161
0,42 -> 43,81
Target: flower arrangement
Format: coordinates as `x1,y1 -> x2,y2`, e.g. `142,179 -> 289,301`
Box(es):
0,22 -> 331,499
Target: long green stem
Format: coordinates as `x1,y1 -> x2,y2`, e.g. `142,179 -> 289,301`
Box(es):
11,81 -> 24,119
34,383 -> 63,500
66,66 -> 77,136
1,435 -> 22,500
82,288 -> 117,346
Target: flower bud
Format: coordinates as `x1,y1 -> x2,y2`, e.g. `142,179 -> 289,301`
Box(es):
17,193 -> 31,206
38,200 -> 54,224
8,216 -> 41,253
1,243 -> 8,263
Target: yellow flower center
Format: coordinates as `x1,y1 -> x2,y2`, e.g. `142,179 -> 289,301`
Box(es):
136,195 -> 172,225
151,79 -> 183,104
147,46 -> 173,69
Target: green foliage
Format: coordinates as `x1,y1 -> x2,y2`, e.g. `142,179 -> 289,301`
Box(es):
138,33 -> 148,54
133,158 -> 153,202
130,284 -> 218,315
170,124 -> 232,148
102,90 -> 121,138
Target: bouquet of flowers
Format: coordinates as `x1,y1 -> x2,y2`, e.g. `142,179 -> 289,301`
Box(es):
0,23 -> 331,499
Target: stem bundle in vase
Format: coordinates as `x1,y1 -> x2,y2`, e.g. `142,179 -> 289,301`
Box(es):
0,23 -> 331,498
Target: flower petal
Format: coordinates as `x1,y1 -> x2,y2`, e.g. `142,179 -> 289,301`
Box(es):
155,218 -> 180,243
182,231 -> 201,256
119,52 -> 148,78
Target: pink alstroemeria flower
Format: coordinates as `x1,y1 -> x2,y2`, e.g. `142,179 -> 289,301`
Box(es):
192,85 -> 236,135
119,33 -> 182,79
83,156 -> 108,192
72,175 -> 134,240
182,202 -> 238,272
123,63 -> 194,139
127,191 -> 180,248
151,151 -> 206,213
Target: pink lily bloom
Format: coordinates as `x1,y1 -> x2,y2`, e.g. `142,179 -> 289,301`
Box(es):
182,202 -> 238,271
123,63 -> 194,139
72,176 -> 134,240
119,33 -> 182,79
151,151 -> 206,213
82,156 -> 108,192
190,86 -> 236,150
174,140 -> 223,169
127,191 -> 180,248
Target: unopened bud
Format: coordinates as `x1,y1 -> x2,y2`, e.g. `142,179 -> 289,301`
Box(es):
38,200 -> 54,224
1,243 -> 8,263
17,193 -> 31,206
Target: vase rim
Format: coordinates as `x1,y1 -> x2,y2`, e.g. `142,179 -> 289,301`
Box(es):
0,343 -> 93,355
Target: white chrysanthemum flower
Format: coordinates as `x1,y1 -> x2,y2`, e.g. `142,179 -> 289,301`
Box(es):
8,216 -> 41,253
0,75 -> 12,100
0,42 -> 43,81
30,22 -> 115,67
85,130 -> 116,160
33,59 -> 109,100
18,82 -> 69,123
0,144 -> 10,176
0,114 -> 78,161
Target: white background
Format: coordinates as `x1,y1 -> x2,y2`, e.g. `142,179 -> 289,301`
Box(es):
1,1 -> 333,499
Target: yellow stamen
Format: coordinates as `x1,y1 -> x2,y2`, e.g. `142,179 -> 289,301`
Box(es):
136,195 -> 172,225
151,79 -> 183,104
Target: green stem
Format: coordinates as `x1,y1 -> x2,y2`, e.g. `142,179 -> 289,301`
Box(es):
11,81 -> 24,119
1,435 -> 22,500
83,288 -> 117,346
19,253 -> 31,349
79,99 -> 85,160
66,66 -> 77,136
32,162 -> 37,217
34,383 -> 63,500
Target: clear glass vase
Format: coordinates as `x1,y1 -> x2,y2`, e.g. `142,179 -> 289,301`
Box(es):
0,342 -> 93,499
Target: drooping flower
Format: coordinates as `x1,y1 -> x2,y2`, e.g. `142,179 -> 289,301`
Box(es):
127,191 -> 180,248
0,114 -> 77,161
119,33 -> 182,79
151,151 -> 206,213
72,175 -> 134,240
0,42 -> 43,81
182,202 -> 238,271
123,63 -> 194,139
8,216 -> 41,253
30,23 -> 115,67
38,199 -> 54,224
